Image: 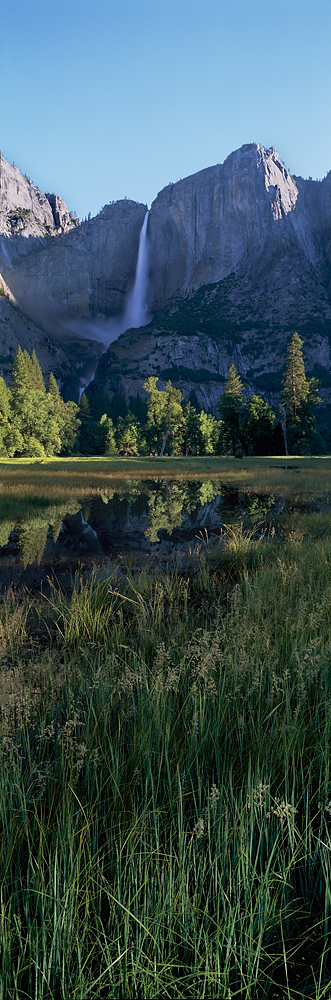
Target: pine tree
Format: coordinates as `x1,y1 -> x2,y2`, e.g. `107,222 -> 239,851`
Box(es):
30,350 -> 45,392
143,377 -> 167,454
188,388 -> 201,413
96,414 -> 118,455
281,333 -> 310,418
78,392 -> 98,453
11,346 -> 32,397
0,377 -> 11,421
160,381 -> 184,455
242,395 -> 276,455
223,364 -> 244,399
12,346 -> 45,396
79,392 -> 90,420
128,392 -> 147,426
109,392 -> 128,425
218,364 -> 245,455
46,372 -> 61,400
0,377 -> 12,456
280,333 -> 321,453
183,402 -> 200,454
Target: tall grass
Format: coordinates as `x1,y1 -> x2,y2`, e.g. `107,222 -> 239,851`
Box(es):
1,454 -> 331,503
1,513 -> 331,995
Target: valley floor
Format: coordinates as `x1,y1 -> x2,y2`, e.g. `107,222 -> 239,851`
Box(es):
1,461 -> 331,996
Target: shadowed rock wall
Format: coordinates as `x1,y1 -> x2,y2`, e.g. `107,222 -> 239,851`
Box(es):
146,144 -> 331,312
0,200 -> 147,338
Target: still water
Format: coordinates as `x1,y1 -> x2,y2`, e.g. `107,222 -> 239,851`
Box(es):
0,480 -> 277,590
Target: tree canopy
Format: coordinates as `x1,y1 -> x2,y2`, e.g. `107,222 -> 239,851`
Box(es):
217,365 -> 246,456
280,332 -> 321,453
0,343 -> 326,460
0,347 -> 80,458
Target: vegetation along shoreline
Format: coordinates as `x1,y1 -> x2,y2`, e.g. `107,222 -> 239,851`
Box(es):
1,331 -> 331,995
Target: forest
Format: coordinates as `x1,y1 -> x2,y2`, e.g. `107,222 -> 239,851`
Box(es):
0,334 -> 324,458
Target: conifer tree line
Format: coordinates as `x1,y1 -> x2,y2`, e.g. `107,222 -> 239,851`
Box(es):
0,347 -> 80,457
0,334 -> 324,458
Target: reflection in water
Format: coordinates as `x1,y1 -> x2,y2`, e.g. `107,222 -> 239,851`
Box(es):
145,485 -> 188,543
78,512 -> 101,552
144,480 -> 221,542
217,484 -> 276,525
0,520 -> 16,550
0,480 -> 277,580
17,518 -> 50,570
0,501 -> 80,571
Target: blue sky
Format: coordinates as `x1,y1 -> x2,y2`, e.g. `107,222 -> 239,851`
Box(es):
1,0 -> 331,219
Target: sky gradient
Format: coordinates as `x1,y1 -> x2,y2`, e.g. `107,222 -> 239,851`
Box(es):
1,0 -> 331,220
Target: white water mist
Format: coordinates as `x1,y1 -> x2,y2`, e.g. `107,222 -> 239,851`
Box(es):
77,210 -> 151,399
123,210 -> 150,330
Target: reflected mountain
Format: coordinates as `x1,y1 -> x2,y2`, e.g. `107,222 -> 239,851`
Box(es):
0,480 -> 277,590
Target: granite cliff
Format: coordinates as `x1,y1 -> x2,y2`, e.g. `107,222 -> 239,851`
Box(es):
0,154 -> 81,237
92,144 -> 331,412
0,155 -> 146,395
1,144 -> 331,413
146,144 -> 331,312
0,272 -> 104,398
0,200 -> 147,338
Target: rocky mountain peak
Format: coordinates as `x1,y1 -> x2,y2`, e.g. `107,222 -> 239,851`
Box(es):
0,154 -> 80,237
256,143 -> 298,218
0,142 -> 331,419
146,143 -> 304,312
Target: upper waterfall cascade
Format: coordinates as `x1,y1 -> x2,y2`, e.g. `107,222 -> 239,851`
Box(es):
78,210 -> 150,400
123,210 -> 150,331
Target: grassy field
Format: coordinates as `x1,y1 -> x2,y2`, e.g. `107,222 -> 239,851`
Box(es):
1,460 -> 331,996
1,454 -> 331,510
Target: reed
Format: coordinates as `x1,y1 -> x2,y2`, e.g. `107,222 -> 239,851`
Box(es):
1,509 -> 331,996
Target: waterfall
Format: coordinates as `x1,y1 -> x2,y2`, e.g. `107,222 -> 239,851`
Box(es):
123,210 -> 150,330
78,210 -> 150,401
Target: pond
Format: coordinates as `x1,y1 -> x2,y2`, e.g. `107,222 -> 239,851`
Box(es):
0,479 -> 278,591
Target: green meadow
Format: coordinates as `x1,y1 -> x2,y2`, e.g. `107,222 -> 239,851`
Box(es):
1,457 -> 331,996
1,453 -> 331,511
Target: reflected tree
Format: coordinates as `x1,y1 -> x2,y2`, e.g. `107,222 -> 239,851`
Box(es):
0,520 -> 16,549
144,484 -> 186,542
144,479 -> 220,543
17,518 -> 50,569
0,502 -> 81,567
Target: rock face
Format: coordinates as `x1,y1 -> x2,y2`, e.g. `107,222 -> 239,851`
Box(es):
0,276 -> 104,397
92,311 -> 331,416
0,154 -> 147,396
146,144 -> 331,311
0,154 -> 80,237
0,200 -> 147,339
0,280 -> 70,384
91,144 -> 331,411
1,142 -> 331,414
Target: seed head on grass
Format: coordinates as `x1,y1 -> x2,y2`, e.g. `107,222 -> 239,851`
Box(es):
246,781 -> 270,814
188,817 -> 205,846
267,796 -> 298,827
209,783 -> 220,810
